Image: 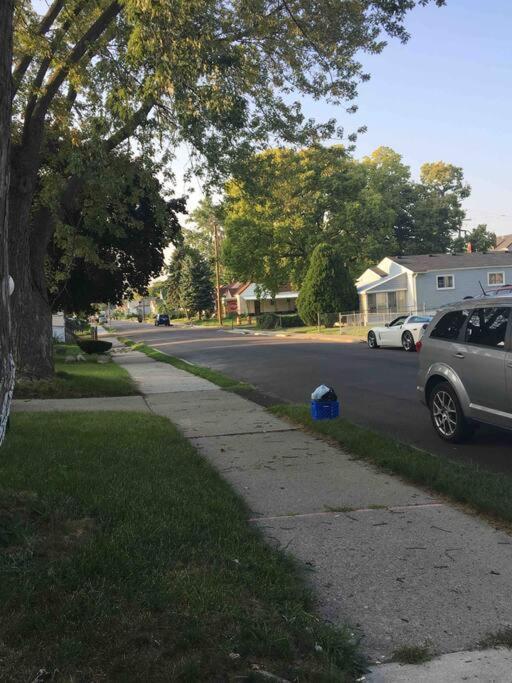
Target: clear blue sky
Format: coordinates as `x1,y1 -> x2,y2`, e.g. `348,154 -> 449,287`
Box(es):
301,0 -> 512,236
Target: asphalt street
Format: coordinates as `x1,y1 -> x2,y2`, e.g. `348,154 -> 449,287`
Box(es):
114,320 -> 512,474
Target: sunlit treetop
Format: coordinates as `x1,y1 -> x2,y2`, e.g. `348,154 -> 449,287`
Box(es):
13,0 -> 445,183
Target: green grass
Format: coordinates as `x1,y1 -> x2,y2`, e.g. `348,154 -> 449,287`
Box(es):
479,627 -> 512,649
0,412 -> 363,681
270,405 -> 512,525
119,337 -> 252,391
14,344 -> 137,399
391,644 -> 432,664
274,325 -> 367,338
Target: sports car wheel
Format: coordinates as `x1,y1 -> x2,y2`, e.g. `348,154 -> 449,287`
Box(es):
367,331 -> 378,349
402,331 -> 416,352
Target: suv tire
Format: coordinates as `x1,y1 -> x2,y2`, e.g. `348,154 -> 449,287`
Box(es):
429,381 -> 473,443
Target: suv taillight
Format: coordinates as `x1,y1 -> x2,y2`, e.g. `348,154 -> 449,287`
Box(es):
416,340 -> 422,352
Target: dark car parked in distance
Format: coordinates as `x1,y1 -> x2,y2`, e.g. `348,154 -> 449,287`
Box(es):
154,314 -> 171,326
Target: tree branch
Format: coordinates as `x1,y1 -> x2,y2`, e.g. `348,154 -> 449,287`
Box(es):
22,0 -> 89,122
105,97 -> 155,153
12,0 -> 65,95
32,1 -> 122,124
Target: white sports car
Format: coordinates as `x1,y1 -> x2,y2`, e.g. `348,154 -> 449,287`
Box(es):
367,314 -> 433,352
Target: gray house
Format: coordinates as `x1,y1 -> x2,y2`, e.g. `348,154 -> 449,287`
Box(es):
356,252 -> 512,319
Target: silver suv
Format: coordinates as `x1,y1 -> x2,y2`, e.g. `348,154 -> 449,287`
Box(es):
417,297 -> 512,442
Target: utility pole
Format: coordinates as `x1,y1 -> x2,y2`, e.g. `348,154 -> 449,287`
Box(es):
213,219 -> 223,326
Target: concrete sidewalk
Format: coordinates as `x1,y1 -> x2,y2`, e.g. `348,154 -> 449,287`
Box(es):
109,346 -> 512,674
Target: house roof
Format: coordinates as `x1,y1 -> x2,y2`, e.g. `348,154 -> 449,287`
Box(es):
357,272 -> 408,294
389,252 -> 512,273
369,266 -> 387,277
220,282 -> 250,297
493,234 -> 512,251
241,283 -> 299,301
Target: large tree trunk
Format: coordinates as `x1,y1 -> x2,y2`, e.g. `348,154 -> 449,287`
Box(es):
0,0 -> 16,444
9,150 -> 54,379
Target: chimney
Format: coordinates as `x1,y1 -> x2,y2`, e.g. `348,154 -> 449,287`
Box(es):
467,242 -> 473,253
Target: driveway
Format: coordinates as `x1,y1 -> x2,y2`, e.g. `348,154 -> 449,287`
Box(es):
113,321 -> 512,475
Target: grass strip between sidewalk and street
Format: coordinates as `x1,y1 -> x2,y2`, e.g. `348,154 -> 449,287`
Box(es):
270,405 -> 512,526
0,412 -> 363,681
119,337 -> 252,391
15,343 -> 137,399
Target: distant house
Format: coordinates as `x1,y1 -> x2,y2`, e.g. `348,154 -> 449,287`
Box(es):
219,282 -> 299,315
121,297 -> 158,317
220,282 -> 251,315
357,253 -> 512,320
493,234 -> 512,252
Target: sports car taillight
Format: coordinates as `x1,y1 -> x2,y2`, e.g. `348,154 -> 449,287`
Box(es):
416,340 -> 422,352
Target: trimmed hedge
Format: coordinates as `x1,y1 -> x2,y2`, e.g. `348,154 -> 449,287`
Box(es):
76,339 -> 112,354
256,313 -> 304,329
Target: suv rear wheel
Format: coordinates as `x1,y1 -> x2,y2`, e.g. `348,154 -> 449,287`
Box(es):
429,381 -> 473,443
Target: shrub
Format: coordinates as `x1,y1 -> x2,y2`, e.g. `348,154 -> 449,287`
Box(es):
256,313 -> 304,329
280,313 -> 304,328
256,313 -> 279,329
76,339 -> 112,354
297,243 -> 358,325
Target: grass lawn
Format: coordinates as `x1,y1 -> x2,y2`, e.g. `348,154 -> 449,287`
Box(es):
270,405 -> 512,526
0,412 -> 363,681
276,325 -> 367,338
119,337 -> 252,391
14,344 -> 137,399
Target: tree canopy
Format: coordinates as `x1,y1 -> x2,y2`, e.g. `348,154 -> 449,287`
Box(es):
47,155 -> 185,313
222,145 -> 473,293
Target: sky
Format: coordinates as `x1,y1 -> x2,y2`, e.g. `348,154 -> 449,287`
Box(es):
300,0 -> 512,236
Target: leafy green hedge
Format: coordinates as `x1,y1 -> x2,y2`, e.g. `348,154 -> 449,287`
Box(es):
256,313 -> 304,329
77,339 -> 112,354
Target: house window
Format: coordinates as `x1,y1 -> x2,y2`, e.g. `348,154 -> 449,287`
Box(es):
488,272 -> 505,286
436,274 -> 454,290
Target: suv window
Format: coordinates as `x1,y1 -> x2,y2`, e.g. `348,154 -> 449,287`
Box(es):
430,309 -> 469,340
464,307 -> 510,348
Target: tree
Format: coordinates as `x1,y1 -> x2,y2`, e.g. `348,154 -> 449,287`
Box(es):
46,156 -> 185,314
222,145 -> 472,291
297,243 -> 357,325
0,0 -> 15,445
403,162 -> 471,254
179,250 -> 214,319
223,146 -> 362,291
186,197 -> 224,269
452,224 -> 497,253
11,0 -> 445,378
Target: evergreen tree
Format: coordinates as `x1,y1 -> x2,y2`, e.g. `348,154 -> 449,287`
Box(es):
179,250 -> 214,319
297,244 -> 358,326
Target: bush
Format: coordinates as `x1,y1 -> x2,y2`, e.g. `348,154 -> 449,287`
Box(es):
256,313 -> 304,329
76,339 -> 112,354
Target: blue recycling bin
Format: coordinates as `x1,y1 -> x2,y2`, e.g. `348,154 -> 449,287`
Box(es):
310,399 -> 340,420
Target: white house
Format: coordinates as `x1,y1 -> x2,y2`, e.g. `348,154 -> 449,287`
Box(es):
357,252 -> 512,322
219,282 -> 300,316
